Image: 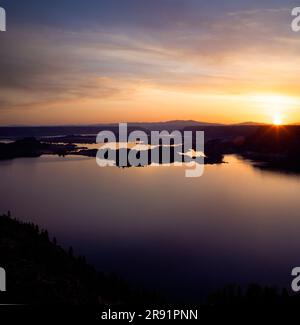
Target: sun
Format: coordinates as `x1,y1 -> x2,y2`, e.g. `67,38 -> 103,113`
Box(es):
273,115 -> 282,126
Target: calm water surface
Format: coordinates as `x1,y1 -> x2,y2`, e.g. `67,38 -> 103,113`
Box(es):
1,154 -> 300,302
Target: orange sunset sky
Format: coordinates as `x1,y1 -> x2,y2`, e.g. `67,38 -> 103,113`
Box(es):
0,0 -> 300,125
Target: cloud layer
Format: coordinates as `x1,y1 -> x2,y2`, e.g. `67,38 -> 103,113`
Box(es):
0,0 -> 300,124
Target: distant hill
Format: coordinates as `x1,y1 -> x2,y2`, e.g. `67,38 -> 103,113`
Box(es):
183,125 -> 262,141
127,120 -> 223,131
0,121 -> 273,138
0,120 -> 223,138
231,122 -> 267,126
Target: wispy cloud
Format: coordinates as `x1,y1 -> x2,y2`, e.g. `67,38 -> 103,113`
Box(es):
0,0 -> 299,124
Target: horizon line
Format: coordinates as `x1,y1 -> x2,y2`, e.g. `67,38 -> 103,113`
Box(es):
1,120 -> 297,128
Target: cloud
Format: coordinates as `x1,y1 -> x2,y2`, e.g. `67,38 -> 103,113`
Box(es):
0,0 -> 300,115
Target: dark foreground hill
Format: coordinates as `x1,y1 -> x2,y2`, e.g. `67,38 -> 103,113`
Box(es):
0,213 -> 160,305
1,212 -> 300,306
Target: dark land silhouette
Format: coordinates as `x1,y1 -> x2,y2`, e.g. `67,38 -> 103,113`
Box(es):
75,143 -> 223,166
0,121 -> 221,139
0,136 -> 223,165
0,213 -> 161,305
204,125 -> 300,173
0,138 -> 76,160
208,283 -> 300,306
2,124 -> 300,173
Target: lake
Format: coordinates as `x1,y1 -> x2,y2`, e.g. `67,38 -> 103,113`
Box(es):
0,154 -> 300,302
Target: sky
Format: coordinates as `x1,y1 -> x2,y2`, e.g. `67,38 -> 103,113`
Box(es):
0,0 -> 300,125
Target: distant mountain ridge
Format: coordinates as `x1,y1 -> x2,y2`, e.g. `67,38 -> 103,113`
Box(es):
0,120 -> 223,136
1,120 -> 222,128
0,120 -> 278,138
232,121 -> 267,126
124,120 -> 223,131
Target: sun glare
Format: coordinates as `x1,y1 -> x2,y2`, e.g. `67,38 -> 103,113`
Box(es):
273,115 -> 282,126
